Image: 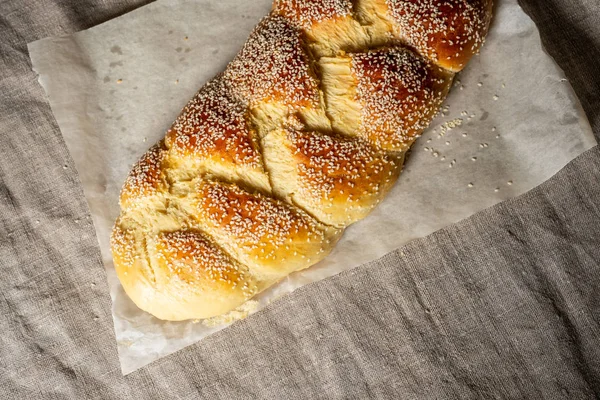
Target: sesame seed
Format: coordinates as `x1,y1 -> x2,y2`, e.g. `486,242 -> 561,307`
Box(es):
351,47 -> 453,150
273,0 -> 351,30
386,0 -> 491,70
224,16 -> 320,109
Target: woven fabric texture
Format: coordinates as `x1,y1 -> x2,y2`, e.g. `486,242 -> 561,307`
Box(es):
0,0 -> 598,398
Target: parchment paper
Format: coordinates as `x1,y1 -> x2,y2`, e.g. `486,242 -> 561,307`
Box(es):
28,0 -> 596,375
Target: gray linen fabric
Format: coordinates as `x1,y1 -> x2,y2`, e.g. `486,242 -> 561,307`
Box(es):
0,0 -> 599,398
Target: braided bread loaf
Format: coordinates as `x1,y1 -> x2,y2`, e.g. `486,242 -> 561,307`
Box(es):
111,0 -> 493,321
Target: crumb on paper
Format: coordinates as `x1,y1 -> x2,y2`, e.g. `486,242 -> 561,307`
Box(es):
201,300 -> 259,327
439,118 -> 463,136
116,79 -> 123,84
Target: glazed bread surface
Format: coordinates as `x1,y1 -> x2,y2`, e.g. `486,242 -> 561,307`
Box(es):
111,0 -> 493,321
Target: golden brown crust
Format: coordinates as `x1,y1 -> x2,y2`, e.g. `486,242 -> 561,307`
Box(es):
119,140 -> 169,209
165,77 -> 263,170
224,15 -> 320,109
263,129 -> 402,226
111,224 -> 257,320
272,0 -> 352,30
385,0 -> 493,71
351,47 -> 454,150
153,230 -> 250,291
189,180 -> 341,279
321,47 -> 454,152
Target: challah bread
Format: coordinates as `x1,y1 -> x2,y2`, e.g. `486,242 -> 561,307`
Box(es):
111,0 -> 493,321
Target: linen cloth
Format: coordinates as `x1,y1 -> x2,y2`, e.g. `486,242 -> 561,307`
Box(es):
0,0 -> 599,398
